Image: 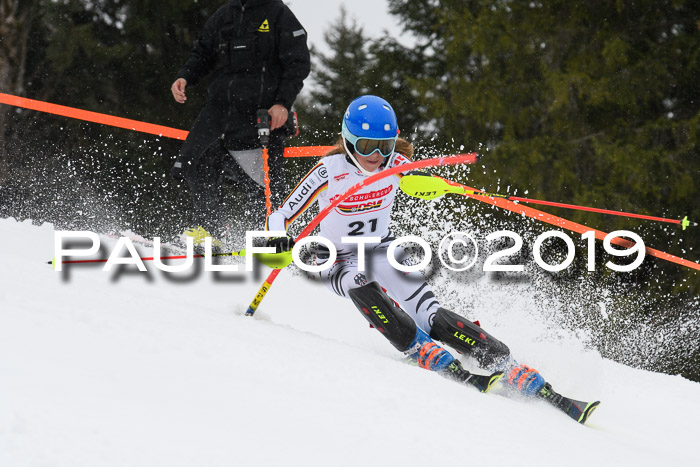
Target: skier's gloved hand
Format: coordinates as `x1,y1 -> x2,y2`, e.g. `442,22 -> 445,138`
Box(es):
266,235 -> 295,253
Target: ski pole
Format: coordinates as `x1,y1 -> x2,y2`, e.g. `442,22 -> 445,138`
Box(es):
244,153 -> 480,316
399,175 -> 696,230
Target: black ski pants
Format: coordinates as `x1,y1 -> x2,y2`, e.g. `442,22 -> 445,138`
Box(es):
177,103 -> 286,237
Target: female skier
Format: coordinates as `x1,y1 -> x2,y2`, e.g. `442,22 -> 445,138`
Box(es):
266,95 -> 598,422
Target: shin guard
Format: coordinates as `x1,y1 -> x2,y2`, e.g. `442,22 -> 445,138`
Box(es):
348,282 -> 417,352
429,308 -> 511,369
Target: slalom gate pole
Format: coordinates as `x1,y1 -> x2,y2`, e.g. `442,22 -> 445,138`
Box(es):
0,92 -> 334,157
403,175 -> 695,230
243,153 -> 480,316
458,188 -> 695,230
443,177 -> 700,271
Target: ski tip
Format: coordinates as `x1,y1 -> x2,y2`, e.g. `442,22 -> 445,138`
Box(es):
577,400 -> 601,425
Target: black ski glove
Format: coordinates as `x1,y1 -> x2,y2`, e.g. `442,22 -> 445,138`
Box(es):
266,236 -> 295,253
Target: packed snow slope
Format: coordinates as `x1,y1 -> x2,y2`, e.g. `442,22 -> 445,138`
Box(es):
1,218 -> 698,467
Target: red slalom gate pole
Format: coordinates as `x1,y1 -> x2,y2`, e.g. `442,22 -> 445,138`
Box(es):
444,179 -> 700,271
0,92 -> 335,157
405,175 -> 696,230
461,189 -> 695,230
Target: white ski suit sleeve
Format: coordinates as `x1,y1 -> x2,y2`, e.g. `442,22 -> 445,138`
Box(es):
266,161 -> 329,233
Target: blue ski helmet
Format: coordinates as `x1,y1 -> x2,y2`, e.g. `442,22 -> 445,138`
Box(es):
341,96 -> 399,173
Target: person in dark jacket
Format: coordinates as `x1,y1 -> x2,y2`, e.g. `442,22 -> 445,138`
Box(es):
171,0 -> 310,244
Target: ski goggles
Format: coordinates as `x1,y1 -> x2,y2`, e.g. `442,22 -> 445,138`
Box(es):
342,124 -> 397,157
352,137 -> 397,157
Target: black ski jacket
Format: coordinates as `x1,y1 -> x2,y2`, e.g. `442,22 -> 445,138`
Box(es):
176,0 -> 310,112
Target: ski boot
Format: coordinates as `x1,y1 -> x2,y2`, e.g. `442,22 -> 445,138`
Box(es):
495,358 -> 600,423
406,328 -> 503,393
404,327 -> 455,371
505,363 -> 546,396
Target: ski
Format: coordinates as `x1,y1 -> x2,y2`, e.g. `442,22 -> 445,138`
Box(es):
464,370 -> 504,393
537,383 -> 600,424
401,356 -> 503,393
445,360 -> 504,393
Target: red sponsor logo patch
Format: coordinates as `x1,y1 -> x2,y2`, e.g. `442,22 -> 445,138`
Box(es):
330,185 -> 394,214
344,185 -> 393,203
338,201 -> 383,213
